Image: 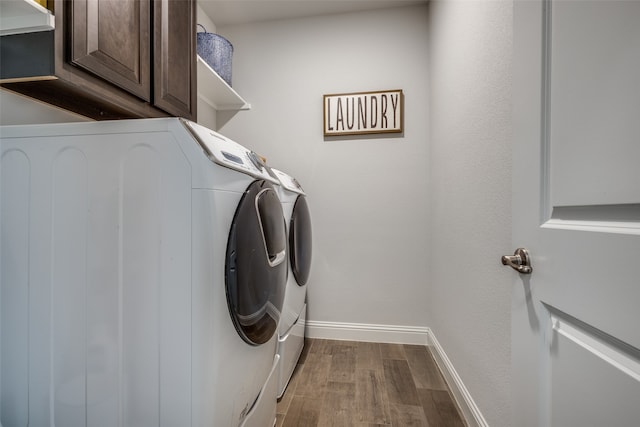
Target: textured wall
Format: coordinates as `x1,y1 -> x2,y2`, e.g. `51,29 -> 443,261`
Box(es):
1,3 -> 512,423
195,4 -> 218,131
0,89 -> 90,125
428,1 -> 512,425
217,5 -> 431,327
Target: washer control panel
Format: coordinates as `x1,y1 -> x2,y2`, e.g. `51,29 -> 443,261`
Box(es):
182,119 -> 277,183
271,168 -> 305,195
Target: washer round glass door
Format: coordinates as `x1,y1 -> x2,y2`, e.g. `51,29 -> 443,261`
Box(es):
226,180 -> 287,345
290,195 -> 312,286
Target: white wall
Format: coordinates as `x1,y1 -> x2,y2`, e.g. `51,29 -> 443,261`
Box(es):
1,3 -> 512,424
428,1 -> 512,426
196,4 -> 218,130
216,5 -> 431,327
0,89 -> 90,125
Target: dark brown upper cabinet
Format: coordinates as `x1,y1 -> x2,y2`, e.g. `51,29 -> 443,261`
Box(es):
0,0 -> 196,121
153,0 -> 196,118
70,0 -> 151,102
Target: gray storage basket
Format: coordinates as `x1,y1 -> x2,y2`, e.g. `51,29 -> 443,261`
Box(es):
196,24 -> 233,86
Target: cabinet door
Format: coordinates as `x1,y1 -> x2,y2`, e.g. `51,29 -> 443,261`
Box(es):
154,0 -> 196,120
70,0 -> 151,101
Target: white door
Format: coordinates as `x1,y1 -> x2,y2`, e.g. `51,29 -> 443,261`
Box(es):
513,1 -> 640,426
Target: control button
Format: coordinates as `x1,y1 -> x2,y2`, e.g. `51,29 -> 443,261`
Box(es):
247,151 -> 264,171
222,151 -> 244,165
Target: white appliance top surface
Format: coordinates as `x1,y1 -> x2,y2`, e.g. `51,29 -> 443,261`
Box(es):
182,119 -> 278,184
271,168 -> 305,195
0,117 -> 277,183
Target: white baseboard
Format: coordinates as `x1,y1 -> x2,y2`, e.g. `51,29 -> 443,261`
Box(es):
305,320 -> 430,345
426,329 -> 489,427
304,320 -> 489,427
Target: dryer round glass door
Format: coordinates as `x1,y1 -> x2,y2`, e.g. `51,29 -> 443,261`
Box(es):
226,180 -> 287,345
290,195 -> 312,286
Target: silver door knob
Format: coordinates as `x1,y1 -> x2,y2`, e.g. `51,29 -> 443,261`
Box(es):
501,248 -> 532,274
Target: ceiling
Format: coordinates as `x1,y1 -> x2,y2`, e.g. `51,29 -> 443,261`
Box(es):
198,0 -> 427,27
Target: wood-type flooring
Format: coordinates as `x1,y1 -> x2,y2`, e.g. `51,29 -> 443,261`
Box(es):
276,338 -> 467,427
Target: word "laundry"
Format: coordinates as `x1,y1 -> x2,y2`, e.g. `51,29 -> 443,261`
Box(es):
324,90 -> 404,136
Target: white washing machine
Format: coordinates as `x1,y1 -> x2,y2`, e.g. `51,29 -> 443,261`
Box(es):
0,118 -> 285,427
271,168 -> 313,398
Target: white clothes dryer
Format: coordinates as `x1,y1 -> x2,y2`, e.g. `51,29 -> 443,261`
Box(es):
0,118 -> 285,427
271,168 -> 313,398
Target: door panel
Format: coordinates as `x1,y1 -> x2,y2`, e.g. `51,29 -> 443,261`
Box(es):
225,181 -> 287,346
549,1 -> 640,207
71,0 -> 151,101
290,195 -> 312,287
513,1 -> 640,426
154,0 -> 196,120
548,307 -> 640,427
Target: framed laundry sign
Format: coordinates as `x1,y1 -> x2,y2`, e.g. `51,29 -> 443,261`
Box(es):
323,89 -> 404,136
